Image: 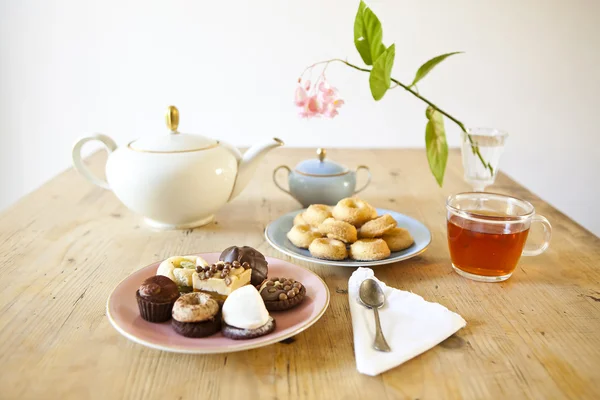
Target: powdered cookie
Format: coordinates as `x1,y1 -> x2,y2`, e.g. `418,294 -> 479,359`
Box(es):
381,227 -> 414,251
287,224 -> 322,249
358,214 -> 397,238
309,238 -> 348,260
318,217 -> 357,243
293,212 -> 307,226
349,239 -> 391,261
303,204 -> 333,227
365,202 -> 378,219
332,198 -> 372,227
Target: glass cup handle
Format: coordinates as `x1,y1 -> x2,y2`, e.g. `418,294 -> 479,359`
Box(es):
522,214 -> 552,256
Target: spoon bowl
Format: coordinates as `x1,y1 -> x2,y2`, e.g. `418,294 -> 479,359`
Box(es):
359,278 -> 386,308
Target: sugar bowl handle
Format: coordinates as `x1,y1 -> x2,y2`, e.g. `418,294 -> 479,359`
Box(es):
354,165 -> 372,194
273,165 -> 292,195
72,134 -> 117,190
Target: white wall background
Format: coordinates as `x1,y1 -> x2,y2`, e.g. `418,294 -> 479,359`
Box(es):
1,0 -> 599,235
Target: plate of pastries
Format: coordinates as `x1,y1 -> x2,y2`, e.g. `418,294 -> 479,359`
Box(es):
107,246 -> 329,353
265,197 -> 431,267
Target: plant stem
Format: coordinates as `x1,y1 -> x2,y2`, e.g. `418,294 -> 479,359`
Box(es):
329,58 -> 494,175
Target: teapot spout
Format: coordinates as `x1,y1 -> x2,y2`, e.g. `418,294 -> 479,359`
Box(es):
228,137 -> 284,201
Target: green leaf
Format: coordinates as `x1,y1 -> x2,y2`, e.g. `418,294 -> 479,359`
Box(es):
425,106 -> 448,186
354,1 -> 386,66
369,44 -> 395,100
410,52 -> 463,87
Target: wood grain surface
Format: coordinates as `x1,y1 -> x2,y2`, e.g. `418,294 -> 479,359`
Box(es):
0,148 -> 599,400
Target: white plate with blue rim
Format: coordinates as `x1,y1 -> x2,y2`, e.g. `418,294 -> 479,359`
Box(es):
265,208 -> 432,267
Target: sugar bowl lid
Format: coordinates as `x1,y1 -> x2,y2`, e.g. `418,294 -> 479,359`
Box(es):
128,106 -> 218,153
294,148 -> 349,176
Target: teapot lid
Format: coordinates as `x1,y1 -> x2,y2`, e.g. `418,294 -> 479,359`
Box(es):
129,106 -> 218,153
294,148 -> 349,176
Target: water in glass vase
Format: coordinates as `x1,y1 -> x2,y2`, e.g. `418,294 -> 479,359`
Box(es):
461,128 -> 508,191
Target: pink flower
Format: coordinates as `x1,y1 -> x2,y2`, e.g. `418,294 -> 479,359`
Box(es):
318,81 -> 336,100
298,107 -> 316,119
307,95 -> 321,113
295,77 -> 344,119
294,86 -> 308,107
322,100 -> 342,118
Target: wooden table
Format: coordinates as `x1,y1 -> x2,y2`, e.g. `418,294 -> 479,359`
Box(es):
1,149 -> 599,400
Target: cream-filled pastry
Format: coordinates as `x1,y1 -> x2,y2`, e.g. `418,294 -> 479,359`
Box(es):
221,285 -> 275,340
192,260 -> 251,298
222,285 -> 269,330
157,256 -> 208,288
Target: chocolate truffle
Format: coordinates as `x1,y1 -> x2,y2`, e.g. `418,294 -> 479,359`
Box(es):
136,275 -> 180,323
219,246 -> 268,286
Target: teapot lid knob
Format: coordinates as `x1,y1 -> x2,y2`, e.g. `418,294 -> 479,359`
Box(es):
316,148 -> 326,162
165,105 -> 180,133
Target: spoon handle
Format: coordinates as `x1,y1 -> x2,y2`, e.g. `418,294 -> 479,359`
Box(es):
372,308 -> 391,352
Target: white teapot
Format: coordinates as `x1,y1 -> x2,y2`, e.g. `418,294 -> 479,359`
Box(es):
72,106 -> 283,229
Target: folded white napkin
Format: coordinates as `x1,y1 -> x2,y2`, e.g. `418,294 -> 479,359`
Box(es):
349,267 -> 467,376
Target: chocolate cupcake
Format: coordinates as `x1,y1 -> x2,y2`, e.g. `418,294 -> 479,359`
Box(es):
219,246 -> 268,286
171,292 -> 221,338
257,277 -> 306,311
136,275 -> 180,323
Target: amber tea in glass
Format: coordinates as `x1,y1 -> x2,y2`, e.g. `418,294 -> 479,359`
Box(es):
446,193 -> 552,282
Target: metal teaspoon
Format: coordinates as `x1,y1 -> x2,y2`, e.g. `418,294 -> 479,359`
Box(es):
359,278 -> 391,352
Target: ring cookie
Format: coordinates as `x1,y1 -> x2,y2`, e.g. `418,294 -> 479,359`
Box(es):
358,214 -> 397,238
366,202 -> 378,219
293,213 -> 307,226
171,293 -> 221,338
332,198 -> 372,227
258,277 -> 306,311
381,227 -> 414,251
350,239 -> 391,261
287,224 -> 322,249
318,218 -> 357,243
303,204 -> 333,227
309,238 -> 348,260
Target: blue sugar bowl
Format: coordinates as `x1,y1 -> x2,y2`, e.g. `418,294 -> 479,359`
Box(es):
273,148 -> 371,207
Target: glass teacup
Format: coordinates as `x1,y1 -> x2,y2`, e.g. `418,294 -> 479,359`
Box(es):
446,192 -> 552,282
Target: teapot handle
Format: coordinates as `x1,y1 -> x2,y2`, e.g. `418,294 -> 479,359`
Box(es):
354,165 -> 372,194
72,134 -> 117,190
272,165 -> 292,195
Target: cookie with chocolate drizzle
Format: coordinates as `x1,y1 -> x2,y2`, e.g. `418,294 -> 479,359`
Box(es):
219,246 -> 268,286
257,277 -> 306,311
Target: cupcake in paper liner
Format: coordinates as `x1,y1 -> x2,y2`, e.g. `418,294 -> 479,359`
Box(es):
136,275 -> 180,323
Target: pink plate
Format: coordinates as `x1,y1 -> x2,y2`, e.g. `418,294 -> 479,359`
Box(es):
107,253 -> 330,354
